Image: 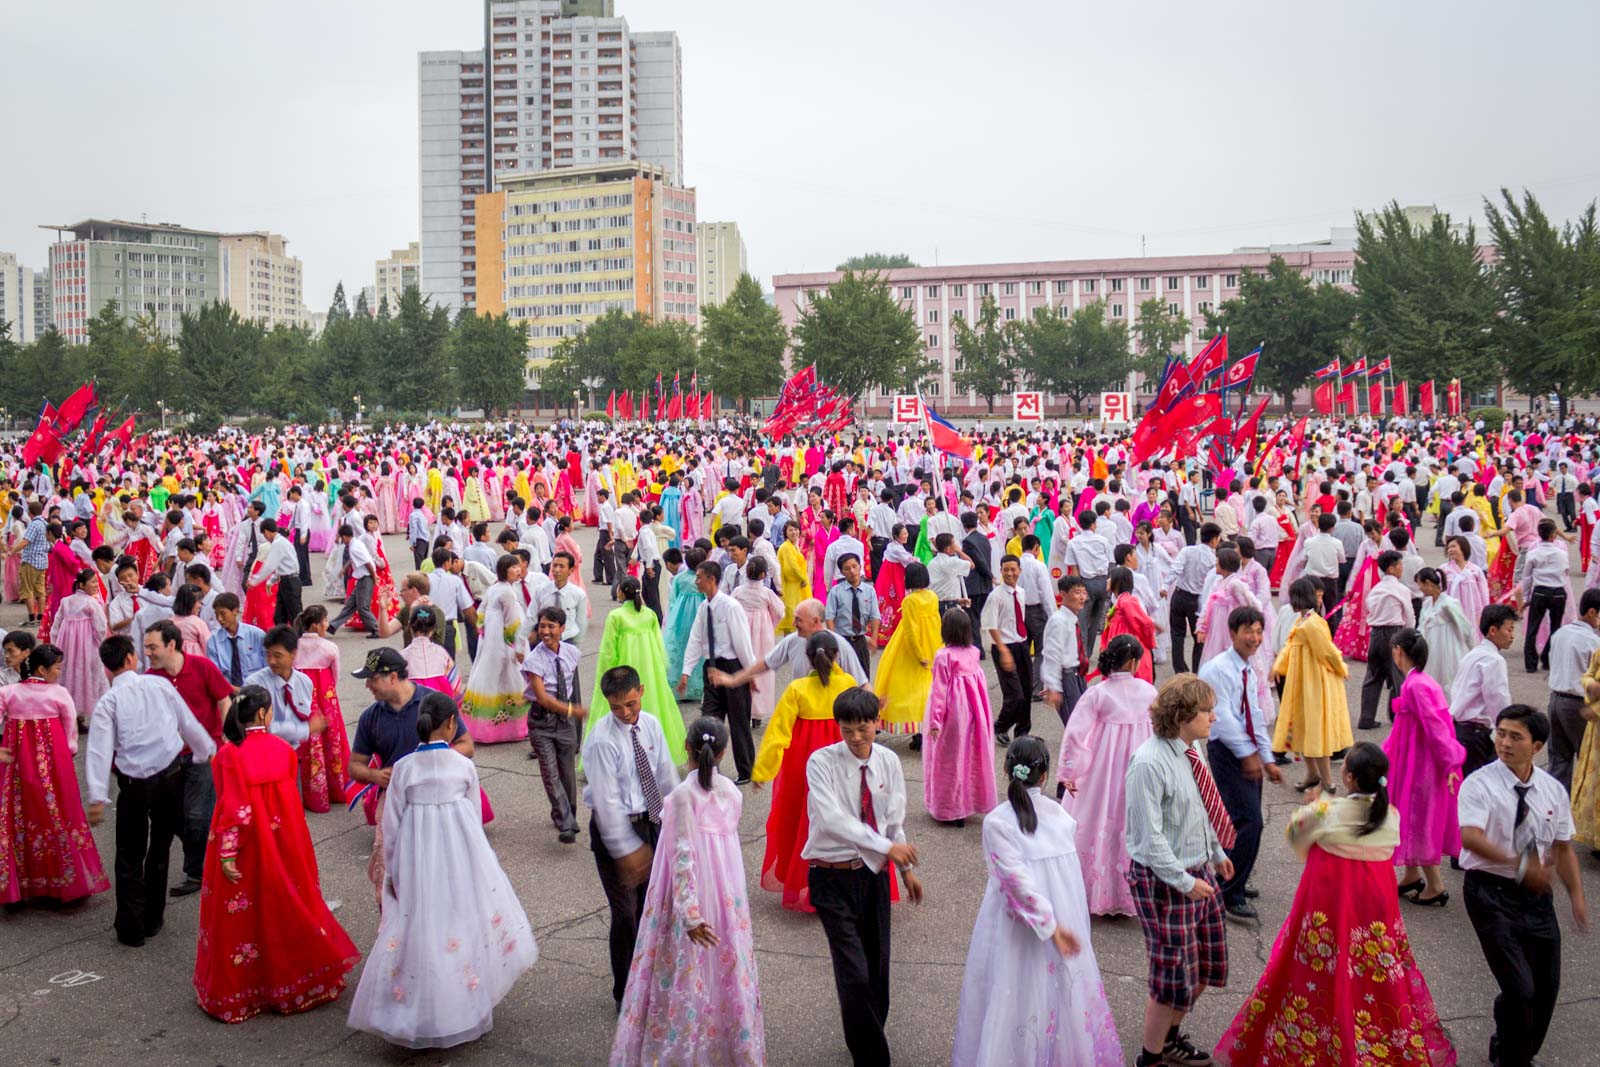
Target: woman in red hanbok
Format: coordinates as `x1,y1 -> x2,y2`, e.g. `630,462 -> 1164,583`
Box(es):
0,645 -> 110,906
874,526 -> 915,647
823,461 -> 849,519
242,554 -> 277,632
292,607 -> 356,814
37,526 -> 81,643
1096,569 -> 1157,682
343,517 -> 400,633
193,687 -> 358,1023
1218,744 -> 1454,1067
1332,521 -> 1384,660
1268,494 -> 1298,589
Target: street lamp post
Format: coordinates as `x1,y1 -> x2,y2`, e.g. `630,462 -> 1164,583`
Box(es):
353,394 -> 364,426
158,401 -> 167,431
572,388 -> 580,420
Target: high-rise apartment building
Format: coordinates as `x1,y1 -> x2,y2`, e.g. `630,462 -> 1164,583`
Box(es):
375,241 -> 421,310
42,219 -> 222,344
695,221 -> 747,311
32,266 -> 52,339
419,0 -> 683,312
474,159 -> 696,376
0,252 -> 38,342
219,232 -> 305,329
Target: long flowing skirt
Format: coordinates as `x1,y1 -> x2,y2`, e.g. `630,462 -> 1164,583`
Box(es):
874,560 -> 906,648
461,637 -> 530,745
55,614 -> 108,722
1332,558 -> 1378,660
1217,848 -> 1456,1067
298,666 -> 356,814
662,589 -> 705,701
759,717 -> 840,913
1060,721 -> 1148,916
244,563 -> 277,631
0,718 -> 109,904
4,553 -> 19,603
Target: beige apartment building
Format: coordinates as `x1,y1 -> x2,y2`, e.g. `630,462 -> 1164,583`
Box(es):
219,232 -> 305,329
375,241 -> 421,310
695,220 -> 747,311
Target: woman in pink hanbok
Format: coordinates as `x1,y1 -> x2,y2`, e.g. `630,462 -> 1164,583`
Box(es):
553,466 -> 576,520
1332,521 -> 1384,660
1194,551 -> 1263,667
611,718 -> 765,1067
1055,636 -> 1157,916
3,505 -> 25,604
923,608 -> 998,824
1382,629 -> 1466,907
485,465 -> 507,522
679,478 -> 705,544
553,517 -> 586,591
731,560 -> 785,724
810,513 -> 838,601
0,645 -> 110,905
1443,535 -> 1490,633
374,463 -> 400,534
52,570 -> 109,728
582,461 -> 603,527
293,607 -> 357,814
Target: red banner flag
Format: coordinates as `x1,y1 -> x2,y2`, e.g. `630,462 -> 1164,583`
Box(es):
1337,381 -> 1356,412
1188,332 -> 1229,383
20,421 -> 65,468
702,391 -> 714,420
1231,395 -> 1271,452
1446,380 -> 1461,416
1393,381 -> 1410,416
1369,380 -> 1385,415
1133,393 -> 1223,464
1418,380 -> 1435,415
1313,381 -> 1336,415
606,390 -> 617,419
1150,354 -> 1197,413
619,391 -> 633,420
108,415 -> 137,455
667,392 -> 681,420
54,383 -> 98,434
1217,348 -> 1260,393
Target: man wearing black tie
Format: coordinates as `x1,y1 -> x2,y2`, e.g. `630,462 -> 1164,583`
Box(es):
824,554 -> 879,672
677,561 -> 758,783
960,511 -> 994,646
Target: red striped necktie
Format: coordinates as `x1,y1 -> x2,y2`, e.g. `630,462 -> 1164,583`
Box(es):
1185,745 -> 1237,850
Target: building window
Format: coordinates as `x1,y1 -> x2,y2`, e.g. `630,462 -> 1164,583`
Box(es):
1109,278 -> 1124,292
976,283 -> 991,296
1054,280 -> 1070,294
879,385 -> 892,398
925,285 -> 940,298
1138,277 -> 1152,291
1168,302 -> 1181,316
1004,307 -> 1016,321
1196,300 -> 1213,316
1082,279 -> 1097,294
1027,280 -> 1043,295
926,381 -> 941,397
1111,303 -> 1124,317
927,309 -> 939,323
1224,273 -> 1239,288
952,308 -> 964,319
950,284 -> 965,297
1193,275 -> 1210,288
926,333 -> 939,348
900,286 -> 914,300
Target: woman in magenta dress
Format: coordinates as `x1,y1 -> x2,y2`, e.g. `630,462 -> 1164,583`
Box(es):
1055,636 -> 1157,916
1332,521 -> 1384,660
193,687 -> 359,1022
553,516 -> 586,591
810,512 -> 839,601
0,645 -> 110,906
1382,629 -> 1466,908
293,606 -> 356,814
1218,744 -> 1455,1067
38,523 -> 81,643
52,569 -> 109,728
923,608 -> 998,824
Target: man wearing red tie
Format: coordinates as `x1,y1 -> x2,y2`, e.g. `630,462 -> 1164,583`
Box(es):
243,625 -> 322,757
1123,675 -> 1235,1067
981,556 -> 1033,747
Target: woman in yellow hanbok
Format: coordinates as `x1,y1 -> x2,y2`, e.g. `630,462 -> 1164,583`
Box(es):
1569,645 -> 1600,848
512,467 -> 532,510
425,466 -> 444,514
776,521 -> 808,634
1272,577 -> 1352,795
873,562 -> 941,738
461,467 -> 490,522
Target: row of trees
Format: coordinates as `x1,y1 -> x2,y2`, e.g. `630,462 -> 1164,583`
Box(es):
0,283 -> 531,425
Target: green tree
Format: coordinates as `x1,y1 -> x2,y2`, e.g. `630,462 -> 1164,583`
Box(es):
950,295 -> 1018,414
1482,190 -> 1600,419
621,319 -> 698,403
130,315 -> 180,414
376,294 -> 392,321
1131,297 -> 1190,379
382,286 -> 453,413
1202,258 -> 1356,412
791,270 -> 929,400
354,288 -> 372,319
327,282 -> 350,325
176,301 -> 265,415
1353,202 -> 1498,391
0,318 -> 18,419
543,308 -> 649,398
11,328 -> 73,415
836,253 -> 918,271
1016,300 -> 1131,412
452,308 -> 530,416
252,324 -> 323,419
699,274 -> 786,410
318,314 -> 373,417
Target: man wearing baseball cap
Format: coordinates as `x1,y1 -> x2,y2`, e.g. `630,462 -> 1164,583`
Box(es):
347,647 -> 474,908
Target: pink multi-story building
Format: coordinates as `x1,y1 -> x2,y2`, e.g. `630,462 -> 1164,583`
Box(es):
773,239 -> 1358,417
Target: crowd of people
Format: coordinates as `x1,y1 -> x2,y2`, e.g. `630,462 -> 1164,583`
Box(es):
0,410 -> 1596,1066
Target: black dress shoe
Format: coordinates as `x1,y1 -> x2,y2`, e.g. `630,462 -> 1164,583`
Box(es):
143,919 -> 164,938
734,777 -> 752,786
1243,886 -> 1260,899
169,878 -> 203,898
117,934 -> 146,948
1225,902 -> 1259,922
558,829 -> 577,844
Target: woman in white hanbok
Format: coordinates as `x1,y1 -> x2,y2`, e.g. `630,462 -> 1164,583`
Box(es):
953,736 -> 1121,1067
347,700 -> 536,1049
1416,566 -> 1474,689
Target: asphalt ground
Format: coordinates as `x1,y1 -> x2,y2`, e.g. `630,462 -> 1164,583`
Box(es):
1,522 -> 1596,1066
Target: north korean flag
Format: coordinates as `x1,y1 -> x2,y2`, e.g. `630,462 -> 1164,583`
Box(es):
1342,357 -> 1368,379
1216,347 -> 1260,393
1367,357 -> 1392,377
1312,357 -> 1341,381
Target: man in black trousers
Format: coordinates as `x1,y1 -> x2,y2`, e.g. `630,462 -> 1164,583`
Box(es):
960,510 -> 993,646
83,635 -> 216,946
676,561 -> 757,783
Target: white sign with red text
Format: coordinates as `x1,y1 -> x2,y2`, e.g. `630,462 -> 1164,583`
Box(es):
1100,391 -> 1134,425
892,395 -> 924,423
1012,392 -> 1043,421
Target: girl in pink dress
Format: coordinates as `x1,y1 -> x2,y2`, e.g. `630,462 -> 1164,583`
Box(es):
1382,629 -> 1466,907
731,560 -> 785,725
1443,536 -> 1489,632
170,584 -> 212,658
374,463 -> 400,534
679,480 -> 705,544
1195,550 -> 1264,667
0,645 -> 111,905
923,608 -> 998,824
1055,636 -> 1157,916
810,514 -> 839,601
611,717 -> 766,1067
53,570 -> 109,727
292,607 -> 357,814
553,517 -> 586,591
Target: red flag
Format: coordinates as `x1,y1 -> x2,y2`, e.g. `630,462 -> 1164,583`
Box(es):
77,413 -> 109,461
1312,357 -> 1341,381
20,421 -> 66,468
606,390 -> 617,419
686,390 -> 699,418
1446,380 -> 1462,416
54,383 -> 98,434
1230,395 -> 1271,452
1368,380 -> 1385,415
667,392 -> 681,420
1134,393 -> 1223,464
702,392 -> 714,420
1337,381 -> 1356,412
40,401 -> 59,427
656,392 -> 667,421
620,391 -> 633,420
1313,381 -> 1336,415
922,398 -> 974,460
1188,332 -> 1229,383
109,415 -> 137,454
1393,381 -> 1410,416
1418,380 -> 1436,415
1342,357 -> 1367,379
1195,416 -> 1233,443
639,390 -> 647,420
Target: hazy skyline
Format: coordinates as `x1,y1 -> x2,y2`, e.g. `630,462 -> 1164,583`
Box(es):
4,0 -> 1598,313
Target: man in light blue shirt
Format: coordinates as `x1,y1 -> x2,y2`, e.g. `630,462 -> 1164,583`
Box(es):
407,502 -> 431,569
824,554 -> 879,671
205,593 -> 267,686
243,625 -> 318,748
1197,604 -> 1280,921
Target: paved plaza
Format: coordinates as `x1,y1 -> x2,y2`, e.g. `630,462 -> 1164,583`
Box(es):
2,523 -> 1597,1066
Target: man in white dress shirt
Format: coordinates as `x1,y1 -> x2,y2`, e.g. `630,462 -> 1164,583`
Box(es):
1064,511 -> 1114,656
803,687 -> 923,1065
677,560 -> 758,783
1519,518 -> 1572,674
326,524 -> 381,636
248,518 -> 302,625
1543,587 -> 1600,788
83,634 -> 216,947
287,485 -> 314,585
1449,603 -> 1517,778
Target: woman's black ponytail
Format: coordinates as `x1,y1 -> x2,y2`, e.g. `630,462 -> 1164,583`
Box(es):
414,688 -> 457,743
1343,741 -> 1391,837
619,576 -> 643,613
688,715 -> 728,790
224,685 -> 272,745
1003,735 -> 1051,835
806,631 -> 838,687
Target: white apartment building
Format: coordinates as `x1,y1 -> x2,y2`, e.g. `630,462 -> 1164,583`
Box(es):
219,232 -> 305,329
696,221 -> 748,311
0,252 -> 38,342
375,241 -> 420,310
418,0 -> 683,312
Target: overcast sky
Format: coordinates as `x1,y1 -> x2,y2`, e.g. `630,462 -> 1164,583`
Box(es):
4,0 -> 1598,309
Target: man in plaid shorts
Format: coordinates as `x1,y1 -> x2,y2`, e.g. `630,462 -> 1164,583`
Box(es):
1124,674 -> 1234,1067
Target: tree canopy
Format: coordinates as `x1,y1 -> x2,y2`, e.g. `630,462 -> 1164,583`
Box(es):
698,273 -> 787,410
791,270 -> 929,400
1203,258 -> 1356,411
836,252 -> 918,271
